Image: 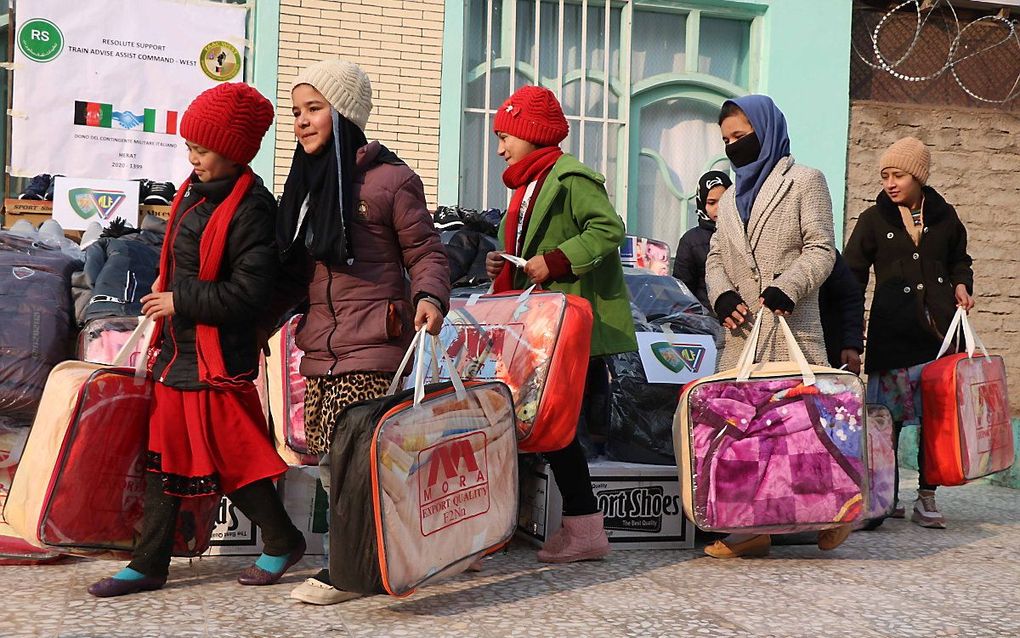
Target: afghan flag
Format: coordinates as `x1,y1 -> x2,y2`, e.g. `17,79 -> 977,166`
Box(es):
143,108 -> 178,135
73,101 -> 112,128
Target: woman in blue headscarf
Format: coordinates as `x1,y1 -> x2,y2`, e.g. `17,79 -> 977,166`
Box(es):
703,95 -> 842,559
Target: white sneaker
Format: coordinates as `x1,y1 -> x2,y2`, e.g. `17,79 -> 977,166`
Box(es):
290,577 -> 361,605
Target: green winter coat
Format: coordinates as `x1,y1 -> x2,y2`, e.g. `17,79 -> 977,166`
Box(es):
498,154 -> 637,357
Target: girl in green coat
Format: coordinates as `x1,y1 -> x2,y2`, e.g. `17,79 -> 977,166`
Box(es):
485,85 -> 637,563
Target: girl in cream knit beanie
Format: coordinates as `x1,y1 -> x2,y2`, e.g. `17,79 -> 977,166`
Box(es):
292,59 -> 373,130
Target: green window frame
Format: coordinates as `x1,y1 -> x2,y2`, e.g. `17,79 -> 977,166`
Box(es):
440,0 -> 766,230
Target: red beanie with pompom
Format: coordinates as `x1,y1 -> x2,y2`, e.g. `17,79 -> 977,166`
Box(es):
493,85 -> 569,147
180,83 -> 274,165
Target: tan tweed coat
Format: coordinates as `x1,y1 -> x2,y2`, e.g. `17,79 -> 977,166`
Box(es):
706,156 -> 836,371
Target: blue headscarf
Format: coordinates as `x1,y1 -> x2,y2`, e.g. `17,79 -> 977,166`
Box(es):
726,94 -> 791,225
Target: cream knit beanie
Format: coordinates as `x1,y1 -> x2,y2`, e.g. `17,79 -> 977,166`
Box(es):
879,136 -> 931,184
293,59 -> 373,131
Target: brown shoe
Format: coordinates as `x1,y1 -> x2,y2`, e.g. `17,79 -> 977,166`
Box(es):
704,534 -> 771,559
818,524 -> 853,551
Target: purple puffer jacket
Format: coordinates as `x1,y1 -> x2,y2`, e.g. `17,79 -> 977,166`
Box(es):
295,142 -> 450,377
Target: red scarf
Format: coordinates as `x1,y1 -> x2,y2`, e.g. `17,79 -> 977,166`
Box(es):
493,146 -> 563,293
149,168 -> 256,389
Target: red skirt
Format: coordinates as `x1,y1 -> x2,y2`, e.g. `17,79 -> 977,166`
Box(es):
147,382 -> 287,497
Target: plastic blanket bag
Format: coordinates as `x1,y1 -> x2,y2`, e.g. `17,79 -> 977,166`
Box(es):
675,312 -> 868,534
921,309 -> 1013,486
266,314 -> 317,465
5,360 -> 217,557
330,332 -> 518,597
77,316 -> 144,365
0,232 -> 81,419
854,404 -> 897,528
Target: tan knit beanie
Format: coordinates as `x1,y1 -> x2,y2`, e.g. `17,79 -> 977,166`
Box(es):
879,136 -> 930,184
293,59 -> 373,131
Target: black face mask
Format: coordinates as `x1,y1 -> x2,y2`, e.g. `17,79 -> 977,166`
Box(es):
725,131 -> 761,168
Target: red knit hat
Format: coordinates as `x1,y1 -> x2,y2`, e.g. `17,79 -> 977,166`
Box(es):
493,85 -> 569,146
180,83 -> 274,165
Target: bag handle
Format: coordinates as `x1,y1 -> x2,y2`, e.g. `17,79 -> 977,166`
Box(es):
388,328 -> 468,406
937,307 -> 989,359
112,315 -> 155,380
736,309 -> 816,385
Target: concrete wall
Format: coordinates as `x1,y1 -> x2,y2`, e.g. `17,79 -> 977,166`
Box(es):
845,100 -> 1020,415
275,0 -> 445,205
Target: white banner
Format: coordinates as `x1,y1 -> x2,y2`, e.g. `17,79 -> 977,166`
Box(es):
11,0 -> 248,183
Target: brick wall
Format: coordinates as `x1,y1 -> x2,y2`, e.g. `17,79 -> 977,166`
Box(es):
275,0 -> 446,206
845,101 -> 1020,414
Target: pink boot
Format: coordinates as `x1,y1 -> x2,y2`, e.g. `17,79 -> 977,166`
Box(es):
536,513 -> 610,563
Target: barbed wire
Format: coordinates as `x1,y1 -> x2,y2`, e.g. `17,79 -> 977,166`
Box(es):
853,0 -> 1020,104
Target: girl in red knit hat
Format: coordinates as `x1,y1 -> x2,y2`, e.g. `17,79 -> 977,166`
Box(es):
88,82 -> 306,597
485,85 -> 637,563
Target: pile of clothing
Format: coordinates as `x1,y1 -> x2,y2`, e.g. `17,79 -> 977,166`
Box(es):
434,206 -> 503,288
605,269 -> 722,465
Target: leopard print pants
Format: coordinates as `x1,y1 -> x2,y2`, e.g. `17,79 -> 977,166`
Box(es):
303,372 -> 392,455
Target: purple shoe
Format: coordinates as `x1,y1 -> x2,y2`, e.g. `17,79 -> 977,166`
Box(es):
237,537 -> 306,586
88,575 -> 166,598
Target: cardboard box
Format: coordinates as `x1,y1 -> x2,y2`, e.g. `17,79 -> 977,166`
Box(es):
138,204 -> 171,221
277,465 -> 328,555
3,198 -> 54,229
204,495 -> 263,555
2,198 -> 170,230
518,459 -> 694,550
203,466 -> 329,556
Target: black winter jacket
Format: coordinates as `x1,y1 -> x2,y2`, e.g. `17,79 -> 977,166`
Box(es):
818,250 -> 864,368
151,174 -> 279,389
672,219 -> 715,310
843,187 -> 973,373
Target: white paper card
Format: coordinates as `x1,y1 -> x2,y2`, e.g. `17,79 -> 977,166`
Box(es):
51,176 -> 139,230
635,331 -> 717,384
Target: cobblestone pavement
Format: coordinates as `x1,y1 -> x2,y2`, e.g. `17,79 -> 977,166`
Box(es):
2,471 -> 1018,638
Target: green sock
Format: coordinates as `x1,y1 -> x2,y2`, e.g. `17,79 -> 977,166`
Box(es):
254,553 -> 289,574
113,567 -> 147,581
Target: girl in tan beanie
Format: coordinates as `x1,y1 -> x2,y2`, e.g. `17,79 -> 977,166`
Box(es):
844,136 -> 974,529
276,59 -> 450,605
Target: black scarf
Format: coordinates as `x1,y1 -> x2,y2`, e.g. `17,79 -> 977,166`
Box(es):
277,110 -> 368,267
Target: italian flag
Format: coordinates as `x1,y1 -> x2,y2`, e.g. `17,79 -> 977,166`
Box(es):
73,101 -> 112,128
144,109 -> 178,135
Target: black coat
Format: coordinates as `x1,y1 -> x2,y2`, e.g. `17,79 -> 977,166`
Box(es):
843,187 -> 973,373
818,250 -> 865,368
151,174 -> 279,389
672,219 -> 714,309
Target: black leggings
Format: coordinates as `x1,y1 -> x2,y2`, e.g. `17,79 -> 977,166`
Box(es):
544,358 -> 609,517
893,421 -> 937,494
128,473 -> 302,578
